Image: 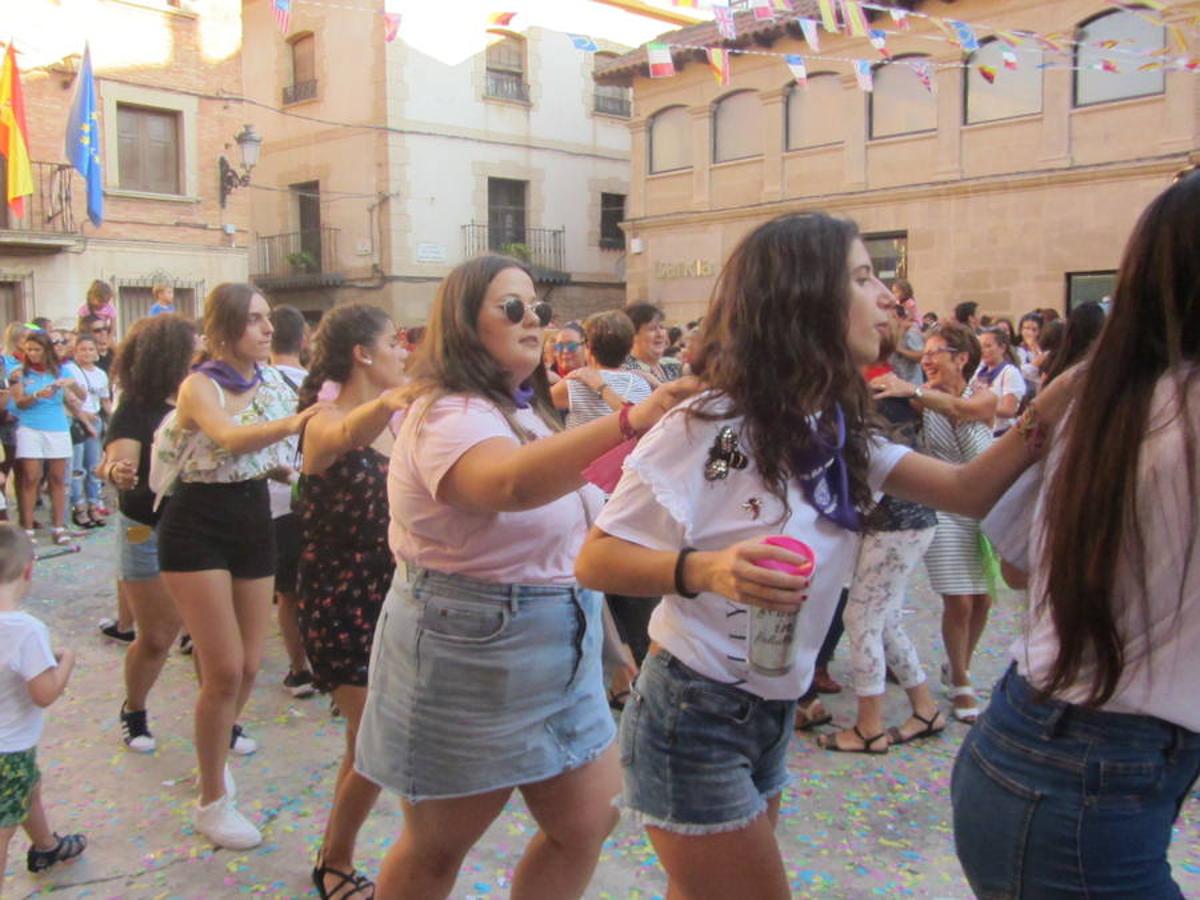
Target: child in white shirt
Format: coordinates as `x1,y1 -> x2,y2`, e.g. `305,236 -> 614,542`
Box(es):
0,525 -> 85,892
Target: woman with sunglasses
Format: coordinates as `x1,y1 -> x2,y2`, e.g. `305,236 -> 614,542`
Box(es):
10,331 -> 84,546
355,255 -> 693,898
552,323 -> 587,377
574,213 -> 1074,900
953,167 -> 1200,900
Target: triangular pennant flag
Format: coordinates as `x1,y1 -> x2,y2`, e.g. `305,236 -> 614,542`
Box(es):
1168,25 -> 1188,54
908,59 -> 935,95
487,11 -> 517,27
707,48 -> 732,85
383,11 -> 401,42
888,8 -> 910,30
841,0 -> 868,37
854,59 -> 873,92
950,20 -> 980,52
714,5 -> 737,40
1138,60 -> 1164,71
931,19 -> 956,43
1036,34 -> 1064,53
817,0 -> 839,33
646,42 -> 675,78
785,53 -> 808,85
568,34 -> 598,52
751,0 -> 775,21
798,18 -> 821,52
671,0 -> 701,7
996,30 -> 1025,48
868,29 -> 891,59
977,64 -> 997,84
1002,49 -> 1018,70
1100,59 -> 1119,73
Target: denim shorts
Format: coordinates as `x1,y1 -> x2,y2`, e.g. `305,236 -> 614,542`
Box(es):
952,664 -> 1200,899
117,512 -> 160,581
355,569 -> 615,802
620,648 -> 795,835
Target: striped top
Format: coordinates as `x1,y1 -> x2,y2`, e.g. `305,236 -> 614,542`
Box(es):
564,369 -> 653,430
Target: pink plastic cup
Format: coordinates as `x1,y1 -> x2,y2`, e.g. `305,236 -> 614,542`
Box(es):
754,535 -> 816,578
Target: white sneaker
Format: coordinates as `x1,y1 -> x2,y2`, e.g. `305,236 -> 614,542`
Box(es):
194,795 -> 261,850
229,724 -> 257,756
224,764 -> 237,801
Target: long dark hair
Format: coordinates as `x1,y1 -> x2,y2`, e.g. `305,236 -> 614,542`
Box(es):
688,212 -> 874,518
1042,301 -> 1106,385
112,315 -> 197,407
1040,170 -> 1200,706
22,331 -> 60,377
297,303 -> 393,412
406,255 -> 559,432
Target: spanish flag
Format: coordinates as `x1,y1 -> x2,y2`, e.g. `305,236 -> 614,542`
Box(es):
0,43 -> 34,218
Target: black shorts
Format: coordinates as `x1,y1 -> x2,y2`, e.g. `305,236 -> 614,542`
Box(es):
273,513 -> 300,596
157,480 -> 276,580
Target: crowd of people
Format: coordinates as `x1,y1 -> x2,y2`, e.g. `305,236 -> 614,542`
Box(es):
0,166 -> 1197,899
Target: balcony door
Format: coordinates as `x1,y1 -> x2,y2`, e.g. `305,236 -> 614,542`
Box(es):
488,178 -> 526,253
292,180 -> 322,271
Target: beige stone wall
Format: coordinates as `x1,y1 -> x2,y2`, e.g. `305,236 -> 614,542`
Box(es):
620,0 -> 1199,324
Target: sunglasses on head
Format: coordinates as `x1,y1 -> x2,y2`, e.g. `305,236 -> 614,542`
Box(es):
554,341 -> 582,353
501,297 -> 553,327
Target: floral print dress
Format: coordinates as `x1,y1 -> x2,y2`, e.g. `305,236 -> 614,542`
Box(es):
296,446 -> 394,692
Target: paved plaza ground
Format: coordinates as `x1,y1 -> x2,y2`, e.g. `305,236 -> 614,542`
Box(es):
5,524 -> 1198,899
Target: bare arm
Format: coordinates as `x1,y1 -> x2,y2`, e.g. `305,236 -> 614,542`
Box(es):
439,378 -> 699,513
575,530 -> 810,612
98,437 -> 140,490
302,387 -> 406,475
27,649 -> 74,708
549,377 -> 571,411
64,377 -> 86,401
176,373 -> 318,456
995,391 -> 1020,420
872,374 -> 998,424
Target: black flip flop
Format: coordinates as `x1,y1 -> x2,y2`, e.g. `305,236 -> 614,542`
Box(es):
886,709 -> 947,746
817,725 -> 889,754
313,860 -> 375,899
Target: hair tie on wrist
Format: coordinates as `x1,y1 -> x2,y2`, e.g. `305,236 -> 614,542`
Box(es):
674,546 -> 699,599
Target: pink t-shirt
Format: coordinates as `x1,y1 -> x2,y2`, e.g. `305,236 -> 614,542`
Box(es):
76,301 -> 117,323
388,394 -> 603,586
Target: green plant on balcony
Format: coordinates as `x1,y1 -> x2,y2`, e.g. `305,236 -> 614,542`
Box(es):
286,249 -> 319,273
499,242 -> 532,262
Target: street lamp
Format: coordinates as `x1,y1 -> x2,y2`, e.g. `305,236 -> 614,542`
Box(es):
218,124 -> 262,208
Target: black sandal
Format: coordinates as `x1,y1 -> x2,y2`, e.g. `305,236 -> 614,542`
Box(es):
886,709 -> 947,746
313,859 -> 375,899
27,832 -> 87,872
608,689 -> 631,711
816,725 -> 889,754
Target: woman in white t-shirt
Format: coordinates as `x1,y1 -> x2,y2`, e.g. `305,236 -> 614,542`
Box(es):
354,255 -> 692,898
575,213 -> 1074,900
952,169 -> 1200,897
970,326 -> 1026,436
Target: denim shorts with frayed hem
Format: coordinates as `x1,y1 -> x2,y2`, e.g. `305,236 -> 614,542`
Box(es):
0,748 -> 39,828
355,569 -> 615,803
952,664 -> 1200,899
116,512 -> 160,581
620,648 -> 795,835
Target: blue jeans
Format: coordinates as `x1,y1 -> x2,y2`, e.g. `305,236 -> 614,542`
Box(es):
70,427 -> 102,507
952,664 -> 1200,898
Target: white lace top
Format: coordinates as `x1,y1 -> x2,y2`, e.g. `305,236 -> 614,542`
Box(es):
169,367 -> 296,484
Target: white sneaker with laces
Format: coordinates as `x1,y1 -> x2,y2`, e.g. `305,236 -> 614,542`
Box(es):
194,795 -> 261,850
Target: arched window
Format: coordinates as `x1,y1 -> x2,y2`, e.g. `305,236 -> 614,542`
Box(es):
649,106 -> 691,173
712,90 -> 762,162
485,33 -> 528,102
870,57 -> 937,139
786,73 -> 843,149
1074,9 -> 1165,107
594,52 -> 631,117
965,39 -> 1043,124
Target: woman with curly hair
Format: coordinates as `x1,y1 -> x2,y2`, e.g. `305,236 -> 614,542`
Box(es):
293,303 -> 407,899
97,315 -> 198,753
575,212 -> 1075,899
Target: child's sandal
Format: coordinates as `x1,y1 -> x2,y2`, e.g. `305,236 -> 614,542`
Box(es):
26,832 -> 87,872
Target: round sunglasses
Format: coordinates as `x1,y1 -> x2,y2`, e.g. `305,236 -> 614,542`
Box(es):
501,297 -> 553,327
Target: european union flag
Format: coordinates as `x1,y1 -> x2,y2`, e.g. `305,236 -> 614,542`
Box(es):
568,34 -> 598,52
65,43 -> 103,227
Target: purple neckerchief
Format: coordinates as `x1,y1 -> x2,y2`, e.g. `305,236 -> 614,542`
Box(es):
512,380 -> 535,410
193,360 -> 263,393
791,405 -> 860,533
975,361 -> 1011,387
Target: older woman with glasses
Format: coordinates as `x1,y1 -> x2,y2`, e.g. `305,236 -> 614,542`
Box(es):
552,322 -> 586,377
355,254 -> 693,898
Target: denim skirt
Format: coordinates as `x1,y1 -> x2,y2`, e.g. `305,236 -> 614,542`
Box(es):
952,664 -> 1200,899
355,568 -> 615,802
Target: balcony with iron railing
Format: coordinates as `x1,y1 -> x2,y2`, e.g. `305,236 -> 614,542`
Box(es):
282,79 -> 318,105
0,161 -> 80,252
485,70 -> 530,103
462,223 -> 568,281
250,226 -> 344,289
